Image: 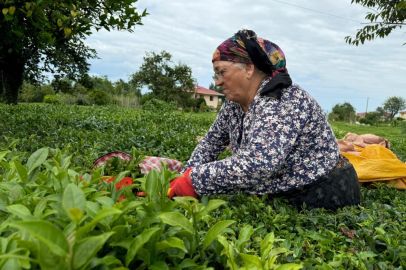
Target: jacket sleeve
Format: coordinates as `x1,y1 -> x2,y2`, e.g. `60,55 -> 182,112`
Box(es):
190,101 -> 306,195
183,102 -> 231,169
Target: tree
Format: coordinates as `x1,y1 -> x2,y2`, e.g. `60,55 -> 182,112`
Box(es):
345,0 -> 406,45
209,82 -> 223,94
364,111 -> 381,125
91,75 -> 115,93
329,102 -> 356,122
0,1 -> 148,104
375,106 -> 389,121
51,77 -> 74,94
115,78 -> 141,97
129,51 -> 195,103
383,96 -> 406,120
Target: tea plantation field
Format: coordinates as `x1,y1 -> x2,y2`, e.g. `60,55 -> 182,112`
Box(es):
0,103 -> 405,270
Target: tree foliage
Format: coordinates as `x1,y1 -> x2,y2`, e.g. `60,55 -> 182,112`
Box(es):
18,75 -> 139,106
209,82 -> 223,94
383,96 -> 406,119
0,0 -> 148,104
130,51 -> 195,106
345,0 -> 406,45
329,102 -> 356,122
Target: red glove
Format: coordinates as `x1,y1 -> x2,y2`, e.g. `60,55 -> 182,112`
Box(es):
168,168 -> 198,199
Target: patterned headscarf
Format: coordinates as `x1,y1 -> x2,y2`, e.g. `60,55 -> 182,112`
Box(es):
212,29 -> 288,78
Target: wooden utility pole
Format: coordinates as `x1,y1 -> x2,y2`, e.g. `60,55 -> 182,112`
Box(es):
365,97 -> 369,115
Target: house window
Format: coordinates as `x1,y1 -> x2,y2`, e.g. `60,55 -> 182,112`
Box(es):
210,96 -> 214,101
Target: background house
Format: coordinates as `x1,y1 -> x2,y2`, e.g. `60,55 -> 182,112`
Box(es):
357,112 -> 367,118
357,111 -> 391,120
400,111 -> 406,120
192,85 -> 224,108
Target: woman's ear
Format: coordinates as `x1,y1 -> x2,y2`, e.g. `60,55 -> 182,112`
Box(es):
246,63 -> 255,79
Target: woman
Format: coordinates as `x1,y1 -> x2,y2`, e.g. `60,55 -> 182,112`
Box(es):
169,29 -> 360,210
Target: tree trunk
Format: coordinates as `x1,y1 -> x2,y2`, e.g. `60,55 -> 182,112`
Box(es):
0,52 -> 25,105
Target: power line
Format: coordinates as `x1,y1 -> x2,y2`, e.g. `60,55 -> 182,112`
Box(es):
270,0 -> 361,23
271,0 -> 406,34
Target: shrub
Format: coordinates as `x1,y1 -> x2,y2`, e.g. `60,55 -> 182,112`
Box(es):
20,83 -> 55,103
89,89 -> 110,105
139,93 -> 154,105
60,93 -> 93,106
399,121 -> 406,134
359,118 -> 373,126
142,98 -> 177,113
75,93 -> 93,106
199,102 -> 209,112
328,112 -> 340,122
183,107 -> 191,113
391,118 -> 399,127
195,97 -> 206,108
43,94 -> 64,104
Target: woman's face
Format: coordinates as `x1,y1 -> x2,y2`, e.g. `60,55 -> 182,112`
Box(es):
213,61 -> 249,105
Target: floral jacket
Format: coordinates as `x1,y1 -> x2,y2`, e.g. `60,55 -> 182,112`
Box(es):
185,80 -> 340,195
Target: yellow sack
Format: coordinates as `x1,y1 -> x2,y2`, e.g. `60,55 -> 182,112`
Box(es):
342,144 -> 406,189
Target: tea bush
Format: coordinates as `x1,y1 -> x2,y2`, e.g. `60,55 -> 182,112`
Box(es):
0,103 -> 405,269
0,147 -> 303,270
142,98 -> 178,113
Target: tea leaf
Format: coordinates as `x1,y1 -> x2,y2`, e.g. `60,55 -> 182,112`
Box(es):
178,258 -> 199,268
196,199 -> 227,221
236,225 -> 254,252
27,147 -> 49,174
95,196 -> 114,207
10,220 -> 69,257
149,261 -> 169,270
156,237 -> 187,253
113,170 -> 130,185
14,160 -> 28,183
158,212 -> 194,234
275,264 -> 303,270
0,151 -> 10,161
110,238 -> 133,249
145,169 -> 159,200
72,232 -> 115,269
38,241 -> 68,270
62,184 -> 86,222
121,200 -> 143,213
7,204 -> 33,219
239,253 -> 262,270
76,208 -> 122,239
1,258 -> 21,269
125,227 -> 160,266
261,232 -> 275,259
88,255 -> 123,268
202,220 -> 235,251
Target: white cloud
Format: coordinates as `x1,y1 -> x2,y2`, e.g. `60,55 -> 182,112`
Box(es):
85,0 -> 406,112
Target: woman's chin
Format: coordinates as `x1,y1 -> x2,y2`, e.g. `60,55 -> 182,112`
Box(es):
223,92 -> 232,100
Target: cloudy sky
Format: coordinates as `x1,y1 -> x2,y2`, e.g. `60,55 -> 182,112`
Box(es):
85,0 -> 406,114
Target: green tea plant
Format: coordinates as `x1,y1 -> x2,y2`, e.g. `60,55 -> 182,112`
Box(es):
1,104 -> 406,269
0,148 -> 301,270
0,103 -> 213,166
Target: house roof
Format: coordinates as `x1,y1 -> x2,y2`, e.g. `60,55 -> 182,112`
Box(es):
357,112 -> 391,117
194,85 -> 224,96
400,111 -> 406,114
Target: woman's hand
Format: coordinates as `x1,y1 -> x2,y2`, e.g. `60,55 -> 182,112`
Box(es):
168,167 -> 198,199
